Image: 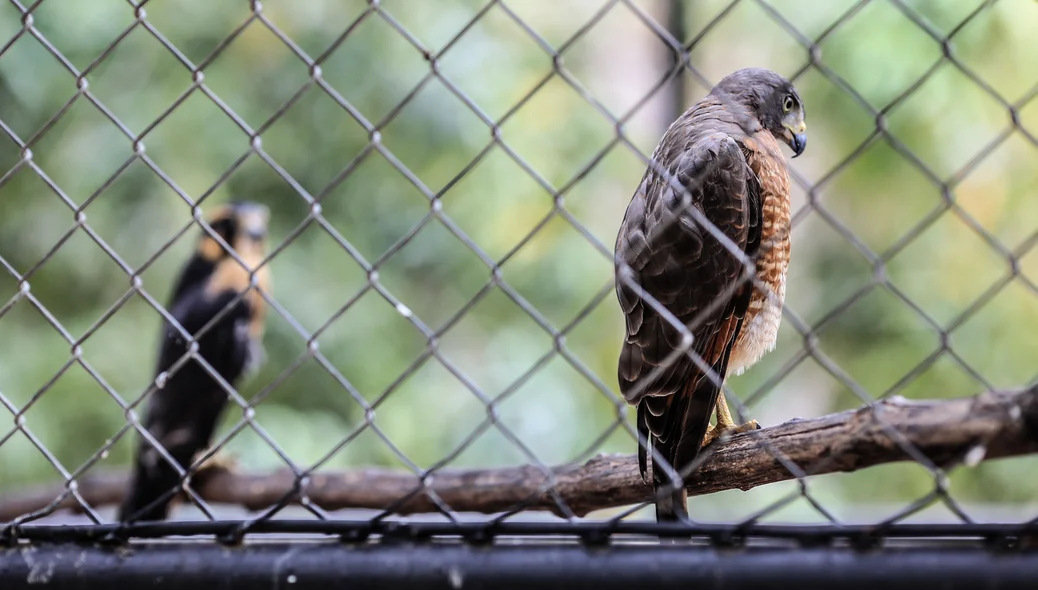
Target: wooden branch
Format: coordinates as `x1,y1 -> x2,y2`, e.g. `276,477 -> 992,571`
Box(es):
2,386 -> 1036,521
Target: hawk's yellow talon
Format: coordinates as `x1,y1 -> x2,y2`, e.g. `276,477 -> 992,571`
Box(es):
702,394 -> 759,448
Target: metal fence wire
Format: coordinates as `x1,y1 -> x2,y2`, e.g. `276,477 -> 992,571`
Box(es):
1,0 -> 1038,586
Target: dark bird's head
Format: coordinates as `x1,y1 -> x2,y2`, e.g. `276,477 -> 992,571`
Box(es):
712,67 -> 808,158
191,201 -> 272,336
198,201 -> 270,264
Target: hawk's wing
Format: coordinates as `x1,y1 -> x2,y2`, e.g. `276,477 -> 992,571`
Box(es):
615,113 -> 761,487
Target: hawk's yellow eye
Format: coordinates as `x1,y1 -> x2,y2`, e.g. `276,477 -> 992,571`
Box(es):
783,95 -> 795,112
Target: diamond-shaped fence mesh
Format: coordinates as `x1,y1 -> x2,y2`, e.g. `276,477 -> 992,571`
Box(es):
1,0 -> 1037,573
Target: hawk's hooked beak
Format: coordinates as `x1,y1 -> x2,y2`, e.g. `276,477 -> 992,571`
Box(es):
783,117 -> 807,158
790,131 -> 807,158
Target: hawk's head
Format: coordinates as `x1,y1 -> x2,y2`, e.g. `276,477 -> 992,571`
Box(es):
712,67 -> 808,158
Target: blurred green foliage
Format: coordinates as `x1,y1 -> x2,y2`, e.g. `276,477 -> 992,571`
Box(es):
0,0 -> 1036,523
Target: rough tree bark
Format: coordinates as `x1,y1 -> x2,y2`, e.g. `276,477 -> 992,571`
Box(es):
1,386 -> 1035,521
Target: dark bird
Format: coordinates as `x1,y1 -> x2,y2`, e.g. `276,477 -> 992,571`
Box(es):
614,68 -> 807,524
119,202 -> 271,523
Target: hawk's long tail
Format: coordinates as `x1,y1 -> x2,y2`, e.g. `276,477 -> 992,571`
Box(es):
647,318 -> 744,538
649,377 -> 720,529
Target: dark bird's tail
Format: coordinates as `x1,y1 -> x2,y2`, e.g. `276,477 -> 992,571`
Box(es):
118,449 -> 187,523
118,385 -> 227,523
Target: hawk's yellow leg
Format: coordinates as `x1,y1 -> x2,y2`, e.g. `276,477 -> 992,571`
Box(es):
702,391 -> 760,448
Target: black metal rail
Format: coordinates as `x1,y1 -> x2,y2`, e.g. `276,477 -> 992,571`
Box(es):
4,519 -> 1038,546
3,541 -> 1038,590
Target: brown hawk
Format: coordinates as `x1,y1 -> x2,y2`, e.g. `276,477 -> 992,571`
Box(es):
614,68 -> 807,523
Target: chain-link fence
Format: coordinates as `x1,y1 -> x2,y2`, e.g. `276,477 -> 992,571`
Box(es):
1,0 -> 1037,587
